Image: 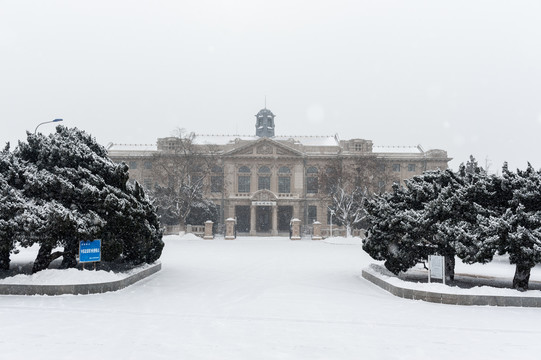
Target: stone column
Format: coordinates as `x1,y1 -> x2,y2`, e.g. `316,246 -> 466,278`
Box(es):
271,205 -> 278,236
312,221 -> 322,240
225,218 -> 236,240
203,220 -> 214,240
250,205 -> 256,235
290,218 -> 301,240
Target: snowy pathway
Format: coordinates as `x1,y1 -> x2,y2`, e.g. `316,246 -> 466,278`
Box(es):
1,236 -> 541,359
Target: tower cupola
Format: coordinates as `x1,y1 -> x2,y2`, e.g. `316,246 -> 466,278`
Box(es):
255,108 -> 275,137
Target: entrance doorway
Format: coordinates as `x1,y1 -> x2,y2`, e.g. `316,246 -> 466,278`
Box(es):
235,206 -> 250,233
278,206 -> 293,232
256,206 -> 271,232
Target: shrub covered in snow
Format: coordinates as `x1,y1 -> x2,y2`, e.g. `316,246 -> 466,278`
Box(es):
363,156 -> 541,291
0,126 -> 164,273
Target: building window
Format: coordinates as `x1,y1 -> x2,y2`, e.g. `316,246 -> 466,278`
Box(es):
238,166 -> 251,173
238,176 -> 251,193
307,177 -> 318,194
308,205 -> 317,224
128,161 -> 137,169
306,166 -> 318,194
278,166 -> 290,174
392,164 -> 400,172
408,164 -> 416,172
144,161 -> 152,169
212,165 -> 223,173
278,176 -> 290,193
377,163 -> 386,172
354,143 -> 362,151
258,176 -> 270,190
258,166 -> 271,173
211,176 -> 223,192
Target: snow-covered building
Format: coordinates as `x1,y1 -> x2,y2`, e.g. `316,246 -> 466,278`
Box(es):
107,108 -> 451,235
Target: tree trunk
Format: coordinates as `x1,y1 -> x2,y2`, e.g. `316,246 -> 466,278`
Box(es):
445,255 -> 455,281
60,241 -> 78,269
32,243 -> 53,273
0,242 -> 11,271
513,263 -> 532,291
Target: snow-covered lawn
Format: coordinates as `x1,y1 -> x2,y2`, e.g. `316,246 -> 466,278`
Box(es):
1,235 -> 541,359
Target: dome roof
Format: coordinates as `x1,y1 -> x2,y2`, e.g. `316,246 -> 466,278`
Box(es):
256,108 -> 275,117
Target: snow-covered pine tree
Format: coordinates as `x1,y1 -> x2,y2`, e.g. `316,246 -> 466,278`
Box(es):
425,157 -> 494,279
0,148 -> 27,270
445,158 -> 510,268
363,184 -> 430,274
14,126 -> 164,271
364,166 -> 466,277
494,163 -> 541,291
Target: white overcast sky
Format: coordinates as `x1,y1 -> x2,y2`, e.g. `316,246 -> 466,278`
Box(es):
1,0 -> 541,172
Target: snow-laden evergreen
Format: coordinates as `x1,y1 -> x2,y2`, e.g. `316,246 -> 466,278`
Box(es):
0,126 -> 164,272
363,156 -> 541,291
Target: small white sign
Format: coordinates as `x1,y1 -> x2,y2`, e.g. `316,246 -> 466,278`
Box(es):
429,255 -> 445,282
252,201 -> 276,206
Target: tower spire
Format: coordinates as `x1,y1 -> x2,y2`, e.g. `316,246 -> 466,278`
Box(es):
264,95 -> 267,109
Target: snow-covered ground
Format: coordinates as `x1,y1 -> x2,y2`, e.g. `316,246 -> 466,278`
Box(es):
1,235 -> 541,359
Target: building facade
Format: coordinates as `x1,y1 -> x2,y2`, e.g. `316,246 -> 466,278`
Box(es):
107,108 -> 451,235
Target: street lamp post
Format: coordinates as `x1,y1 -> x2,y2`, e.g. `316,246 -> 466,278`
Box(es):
328,207 -> 335,238
34,118 -> 63,134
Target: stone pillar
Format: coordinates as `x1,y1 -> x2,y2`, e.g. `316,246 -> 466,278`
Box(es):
312,221 -> 322,240
186,224 -> 193,234
290,218 -> 301,240
271,205 -> 278,236
225,218 -> 236,240
250,205 -> 256,235
203,220 -> 214,240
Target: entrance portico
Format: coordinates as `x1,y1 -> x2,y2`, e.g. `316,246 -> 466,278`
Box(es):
249,190 -> 278,235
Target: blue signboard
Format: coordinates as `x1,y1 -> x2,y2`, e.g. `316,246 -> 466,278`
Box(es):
79,240 -> 101,263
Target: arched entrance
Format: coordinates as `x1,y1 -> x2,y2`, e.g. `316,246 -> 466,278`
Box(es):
250,190 -> 278,235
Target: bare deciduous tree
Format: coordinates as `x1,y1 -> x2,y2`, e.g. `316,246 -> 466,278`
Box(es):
151,129 -> 220,229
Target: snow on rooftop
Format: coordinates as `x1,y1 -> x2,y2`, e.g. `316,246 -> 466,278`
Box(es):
107,143 -> 157,152
192,135 -> 258,145
373,145 -> 423,154
275,135 -> 339,146
192,134 -> 339,147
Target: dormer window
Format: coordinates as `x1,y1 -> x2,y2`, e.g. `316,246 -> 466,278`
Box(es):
354,143 -> 363,151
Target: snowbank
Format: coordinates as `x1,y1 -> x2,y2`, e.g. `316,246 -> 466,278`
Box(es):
365,264 -> 541,298
0,263 -> 154,285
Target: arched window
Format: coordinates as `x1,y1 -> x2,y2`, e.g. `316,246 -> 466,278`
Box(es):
258,166 -> 271,190
278,166 -> 290,174
306,166 -> 318,175
212,165 -> 223,173
238,166 -> 251,173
